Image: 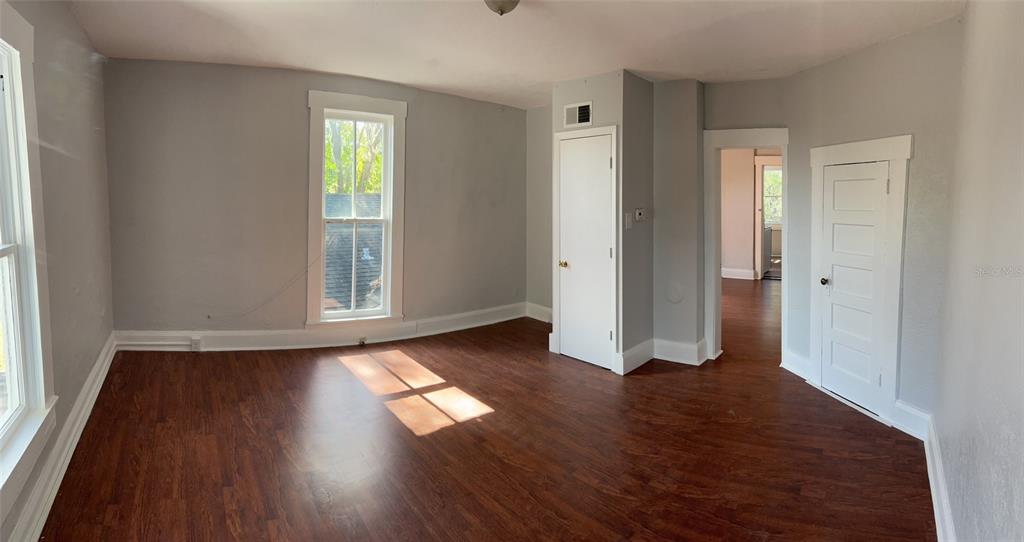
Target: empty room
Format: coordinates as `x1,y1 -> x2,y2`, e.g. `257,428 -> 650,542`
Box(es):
0,0 -> 1020,540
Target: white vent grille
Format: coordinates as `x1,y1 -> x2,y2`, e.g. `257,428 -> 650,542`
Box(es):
563,102 -> 592,128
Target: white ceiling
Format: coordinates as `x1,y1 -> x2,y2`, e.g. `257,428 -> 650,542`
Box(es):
71,0 -> 963,109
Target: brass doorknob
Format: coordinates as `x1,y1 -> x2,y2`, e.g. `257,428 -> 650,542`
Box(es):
558,260 -> 569,268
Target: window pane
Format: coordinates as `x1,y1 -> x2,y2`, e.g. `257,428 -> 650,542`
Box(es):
0,256 -> 20,427
324,119 -> 354,219
354,121 -> 384,218
764,196 -> 782,225
323,223 -> 353,312
763,167 -> 783,197
354,224 -> 384,310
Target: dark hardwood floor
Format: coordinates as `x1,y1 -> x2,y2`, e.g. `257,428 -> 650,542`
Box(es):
41,279 -> 934,540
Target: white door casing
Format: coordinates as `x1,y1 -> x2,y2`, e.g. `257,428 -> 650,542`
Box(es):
550,127 -> 617,369
703,129 -> 790,362
810,135 -> 912,422
754,161 -> 765,279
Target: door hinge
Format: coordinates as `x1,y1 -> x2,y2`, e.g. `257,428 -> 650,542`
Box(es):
0,74 -> 5,93
609,247 -> 613,259
609,156 -> 613,169
609,330 -> 613,341
886,178 -> 890,195
878,373 -> 883,386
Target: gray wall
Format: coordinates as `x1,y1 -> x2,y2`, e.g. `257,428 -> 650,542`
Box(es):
705,16 -> 963,411
2,1 -> 114,536
550,70 -> 656,351
937,2 -> 1023,539
525,105 -> 551,308
620,71 -> 654,350
652,80 -> 704,346
105,60 -> 526,330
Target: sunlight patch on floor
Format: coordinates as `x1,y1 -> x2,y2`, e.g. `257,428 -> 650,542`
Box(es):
423,387 -> 494,422
384,395 -> 456,436
339,350 -> 493,436
339,354 -> 409,396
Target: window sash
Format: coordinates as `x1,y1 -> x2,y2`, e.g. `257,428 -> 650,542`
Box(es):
0,250 -> 25,437
319,113 -> 393,321
0,47 -> 29,447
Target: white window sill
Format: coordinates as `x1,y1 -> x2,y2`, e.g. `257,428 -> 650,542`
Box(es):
0,399 -> 57,524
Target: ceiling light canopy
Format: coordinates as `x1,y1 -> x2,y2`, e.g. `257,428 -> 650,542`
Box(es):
485,0 -> 519,16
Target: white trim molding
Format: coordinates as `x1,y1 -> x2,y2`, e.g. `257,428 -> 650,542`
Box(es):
117,303 -> 531,353
704,128 -> 790,367
306,90 -> 407,325
653,338 -> 707,366
889,399 -> 930,441
616,339 -> 653,375
926,420 -> 957,542
810,135 -> 913,168
6,333 -> 116,542
525,303 -> 551,323
809,134 -> 912,423
780,349 -> 815,384
721,267 -> 757,280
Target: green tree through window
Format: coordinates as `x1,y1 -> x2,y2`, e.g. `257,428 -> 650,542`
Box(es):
763,166 -> 783,225
323,119 -> 383,197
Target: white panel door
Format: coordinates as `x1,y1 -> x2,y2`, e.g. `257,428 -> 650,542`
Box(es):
558,134 -> 615,369
819,161 -> 889,413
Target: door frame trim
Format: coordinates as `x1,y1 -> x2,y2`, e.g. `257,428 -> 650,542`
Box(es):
703,129 -> 789,363
754,155 -> 783,279
810,134 -> 913,421
549,125 -> 618,368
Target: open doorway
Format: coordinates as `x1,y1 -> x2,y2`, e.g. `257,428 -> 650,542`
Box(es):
703,128 -> 789,364
719,147 -> 784,357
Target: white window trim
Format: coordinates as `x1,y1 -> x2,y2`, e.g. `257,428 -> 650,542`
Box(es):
761,164 -> 783,226
306,90 -> 406,326
0,4 -> 58,526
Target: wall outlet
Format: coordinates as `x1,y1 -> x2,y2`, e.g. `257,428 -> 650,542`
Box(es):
624,212 -> 633,230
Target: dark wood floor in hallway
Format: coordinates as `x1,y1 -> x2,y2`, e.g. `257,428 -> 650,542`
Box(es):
41,279 -> 935,541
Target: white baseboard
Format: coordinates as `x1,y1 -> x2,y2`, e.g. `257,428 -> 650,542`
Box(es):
926,419 -> 957,542
721,267 -> 757,280
615,338 -> 654,375
888,400 -> 930,441
525,303 -> 551,323
117,302 -> 529,352
653,338 -> 707,366
780,349 -> 815,384
7,333 -> 117,542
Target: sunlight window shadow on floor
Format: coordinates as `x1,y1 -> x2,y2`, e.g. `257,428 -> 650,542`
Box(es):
423,387 -> 494,422
372,350 -> 445,388
339,354 -> 409,395
384,395 -> 455,436
339,350 -> 493,436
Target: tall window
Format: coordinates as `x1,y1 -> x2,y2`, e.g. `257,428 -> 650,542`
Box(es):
307,91 -> 406,323
0,44 -> 28,438
762,166 -> 783,226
